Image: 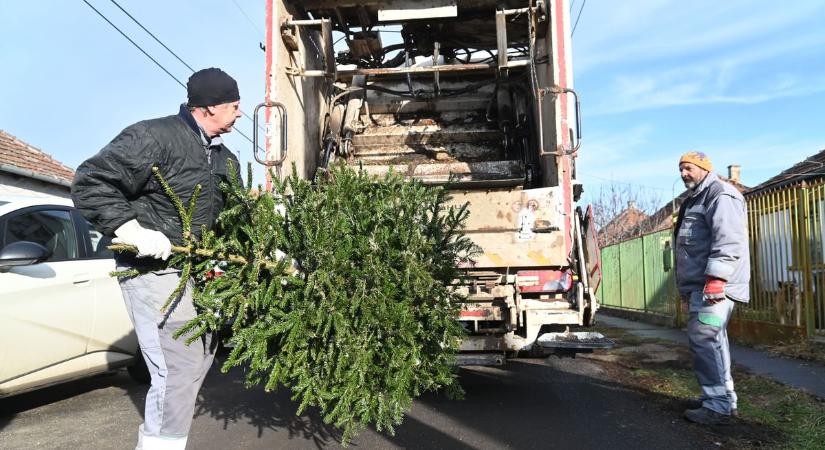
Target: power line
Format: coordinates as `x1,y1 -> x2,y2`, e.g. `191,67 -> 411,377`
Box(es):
81,0 -> 185,90
570,0 -> 577,14
108,0 -> 195,72
104,0 -> 263,133
228,0 -> 265,39
572,0 -> 586,36
81,0 -> 261,149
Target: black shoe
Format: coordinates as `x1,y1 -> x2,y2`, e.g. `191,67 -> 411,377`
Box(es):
685,398 -> 738,417
684,407 -> 731,425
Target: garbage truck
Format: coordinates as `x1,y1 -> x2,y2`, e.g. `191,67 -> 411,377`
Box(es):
254,0 -> 608,365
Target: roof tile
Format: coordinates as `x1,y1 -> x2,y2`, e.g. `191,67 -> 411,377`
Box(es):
0,130 -> 74,184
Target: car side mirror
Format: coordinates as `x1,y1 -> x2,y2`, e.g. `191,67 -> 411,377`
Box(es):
0,241 -> 51,272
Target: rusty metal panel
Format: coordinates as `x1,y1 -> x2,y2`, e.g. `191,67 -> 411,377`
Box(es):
729,317 -> 806,345
583,205 -> 602,292
347,31 -> 383,59
449,187 -> 568,268
358,160 -> 525,184
451,187 -> 560,232
352,125 -> 502,146
458,229 -> 567,268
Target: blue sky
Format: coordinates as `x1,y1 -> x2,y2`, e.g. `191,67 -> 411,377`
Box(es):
572,0 -> 825,202
2,0 -> 825,203
1,0 -> 268,181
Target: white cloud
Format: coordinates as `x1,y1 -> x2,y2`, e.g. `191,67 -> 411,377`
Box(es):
578,124 -> 653,165
575,0 -> 825,73
570,0 -> 825,200
584,29 -> 825,115
699,137 -> 825,186
577,124 -> 683,194
578,125 -> 825,195
592,73 -> 825,116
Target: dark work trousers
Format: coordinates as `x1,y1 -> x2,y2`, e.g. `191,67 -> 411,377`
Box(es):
119,267 -> 215,450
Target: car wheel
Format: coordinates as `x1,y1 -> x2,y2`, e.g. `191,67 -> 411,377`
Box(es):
127,349 -> 151,384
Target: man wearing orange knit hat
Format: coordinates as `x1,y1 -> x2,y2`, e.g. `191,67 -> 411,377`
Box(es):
674,151 -> 750,425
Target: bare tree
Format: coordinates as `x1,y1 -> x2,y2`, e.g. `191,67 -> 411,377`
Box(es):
592,181 -> 663,247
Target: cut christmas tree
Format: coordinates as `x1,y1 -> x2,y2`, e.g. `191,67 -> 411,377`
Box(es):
113,162 -> 477,444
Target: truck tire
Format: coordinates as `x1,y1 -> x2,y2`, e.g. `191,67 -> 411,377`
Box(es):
127,349 -> 151,384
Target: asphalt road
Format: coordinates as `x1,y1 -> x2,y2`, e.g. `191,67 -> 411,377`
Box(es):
1,353 -> 722,450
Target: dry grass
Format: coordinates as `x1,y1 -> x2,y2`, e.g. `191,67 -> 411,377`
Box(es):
589,326 -> 825,449
755,339 -> 825,366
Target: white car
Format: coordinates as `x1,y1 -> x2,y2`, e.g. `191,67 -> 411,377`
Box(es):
0,195 -> 148,398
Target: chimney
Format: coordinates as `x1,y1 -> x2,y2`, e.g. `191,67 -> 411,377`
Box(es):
627,200 -> 636,210
727,165 -> 741,183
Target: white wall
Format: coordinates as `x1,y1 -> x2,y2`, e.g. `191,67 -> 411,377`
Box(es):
0,173 -> 70,199
756,208 -> 797,291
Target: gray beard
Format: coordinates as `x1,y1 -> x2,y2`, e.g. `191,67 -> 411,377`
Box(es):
684,180 -> 697,190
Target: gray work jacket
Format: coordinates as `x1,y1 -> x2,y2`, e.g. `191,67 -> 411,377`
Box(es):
675,172 -> 750,302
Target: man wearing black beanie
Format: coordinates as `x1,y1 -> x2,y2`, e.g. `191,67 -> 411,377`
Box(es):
71,67 -> 242,450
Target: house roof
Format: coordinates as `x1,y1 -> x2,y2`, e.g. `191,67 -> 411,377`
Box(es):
0,130 -> 74,186
598,205 -> 649,247
749,148 -> 825,194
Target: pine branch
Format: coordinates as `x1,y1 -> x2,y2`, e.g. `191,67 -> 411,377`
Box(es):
107,243 -> 294,273
106,160 -> 473,445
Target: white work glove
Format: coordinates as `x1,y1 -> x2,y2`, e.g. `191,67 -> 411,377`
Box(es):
274,248 -> 300,275
112,219 -> 173,260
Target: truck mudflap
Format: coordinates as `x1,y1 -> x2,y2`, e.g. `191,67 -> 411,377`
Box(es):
536,331 -> 615,350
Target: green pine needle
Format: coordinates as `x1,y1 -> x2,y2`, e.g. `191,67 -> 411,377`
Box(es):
111,160 -> 477,445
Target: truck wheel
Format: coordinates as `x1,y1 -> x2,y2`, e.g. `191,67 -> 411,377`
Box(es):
127,349 -> 151,384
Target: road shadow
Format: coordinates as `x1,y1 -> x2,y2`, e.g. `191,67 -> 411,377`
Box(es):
193,351 -> 343,449
386,356 -> 785,450
0,325 -> 148,433
191,349 -> 785,450
2,344 -> 788,449
0,369 -> 146,432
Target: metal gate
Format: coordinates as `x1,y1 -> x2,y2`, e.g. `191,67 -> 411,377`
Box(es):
747,181 -> 825,337
598,229 -> 678,317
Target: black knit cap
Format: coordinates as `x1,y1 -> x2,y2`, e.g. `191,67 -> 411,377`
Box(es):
186,68 -> 240,107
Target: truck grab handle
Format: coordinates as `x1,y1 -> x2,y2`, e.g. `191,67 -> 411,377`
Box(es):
539,86 -> 581,156
252,101 -> 288,167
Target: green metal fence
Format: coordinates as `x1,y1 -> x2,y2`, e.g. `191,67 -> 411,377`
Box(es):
599,180 -> 825,339
598,228 -> 678,317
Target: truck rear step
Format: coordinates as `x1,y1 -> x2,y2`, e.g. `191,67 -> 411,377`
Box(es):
536,331 -> 615,350
454,353 -> 505,366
